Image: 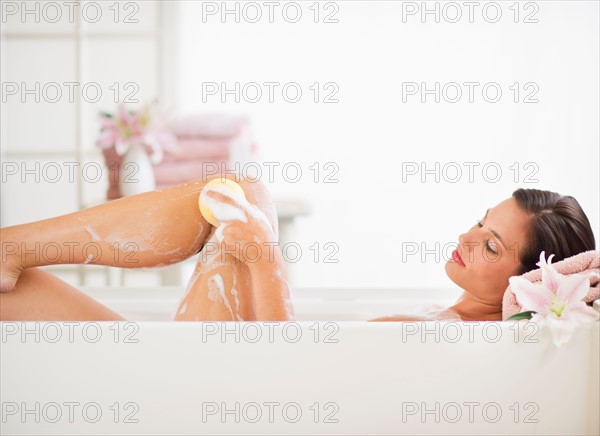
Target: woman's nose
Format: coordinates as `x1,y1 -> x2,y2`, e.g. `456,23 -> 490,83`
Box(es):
458,230 -> 475,249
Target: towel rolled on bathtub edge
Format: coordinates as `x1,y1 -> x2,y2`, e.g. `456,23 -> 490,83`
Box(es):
502,250 -> 600,320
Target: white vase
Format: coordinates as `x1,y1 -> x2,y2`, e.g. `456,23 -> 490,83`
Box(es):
119,142 -> 156,196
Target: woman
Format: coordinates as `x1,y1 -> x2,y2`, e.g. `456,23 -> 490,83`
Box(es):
0,176 -> 595,322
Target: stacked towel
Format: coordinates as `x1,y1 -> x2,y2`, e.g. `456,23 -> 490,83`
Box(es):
160,138 -> 237,161
101,114 -> 257,199
170,113 -> 250,137
502,250 -> 600,320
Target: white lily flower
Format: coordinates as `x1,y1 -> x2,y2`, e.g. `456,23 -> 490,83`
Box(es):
508,251 -> 599,347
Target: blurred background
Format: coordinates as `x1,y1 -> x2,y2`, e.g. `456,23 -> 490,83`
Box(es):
1,1 -> 598,292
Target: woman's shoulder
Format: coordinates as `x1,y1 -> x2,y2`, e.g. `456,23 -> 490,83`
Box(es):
413,303 -> 463,321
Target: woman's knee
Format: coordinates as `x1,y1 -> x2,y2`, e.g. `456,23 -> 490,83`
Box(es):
240,177 -> 278,236
206,174 -> 279,239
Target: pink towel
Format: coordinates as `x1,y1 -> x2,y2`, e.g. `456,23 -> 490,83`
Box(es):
161,138 -> 234,162
153,158 -> 229,184
502,250 -> 600,320
170,114 -> 249,137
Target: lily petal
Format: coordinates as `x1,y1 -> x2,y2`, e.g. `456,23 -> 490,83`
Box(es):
556,272 -> 593,303
537,251 -> 561,292
99,117 -> 116,129
508,276 -> 552,313
96,130 -> 116,148
569,303 -> 600,321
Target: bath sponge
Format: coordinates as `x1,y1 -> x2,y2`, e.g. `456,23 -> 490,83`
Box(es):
198,178 -> 247,226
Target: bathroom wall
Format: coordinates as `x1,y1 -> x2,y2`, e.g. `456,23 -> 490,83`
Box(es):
1,1 -> 172,286
2,1 -> 598,290
174,0 -> 600,289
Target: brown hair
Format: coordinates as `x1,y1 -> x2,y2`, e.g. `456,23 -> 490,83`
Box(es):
512,188 -> 596,275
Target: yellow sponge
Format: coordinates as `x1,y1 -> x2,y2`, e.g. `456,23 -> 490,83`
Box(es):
198,178 -> 246,226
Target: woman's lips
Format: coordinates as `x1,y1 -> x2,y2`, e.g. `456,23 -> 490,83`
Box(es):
452,249 -> 466,267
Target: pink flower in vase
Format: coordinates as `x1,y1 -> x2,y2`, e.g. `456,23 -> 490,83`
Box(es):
96,102 -> 179,165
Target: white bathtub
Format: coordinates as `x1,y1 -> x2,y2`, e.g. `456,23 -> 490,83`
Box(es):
1,287 -> 598,435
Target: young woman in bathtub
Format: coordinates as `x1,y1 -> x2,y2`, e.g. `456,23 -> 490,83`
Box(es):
0,175 -> 596,322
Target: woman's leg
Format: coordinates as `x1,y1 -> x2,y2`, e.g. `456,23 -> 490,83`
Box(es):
0,175 -> 278,292
0,174 -> 289,321
173,179 -> 294,322
173,226 -> 256,321
0,267 -> 125,321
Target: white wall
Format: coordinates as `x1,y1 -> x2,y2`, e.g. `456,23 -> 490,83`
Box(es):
175,0 -> 600,288
1,1 -> 166,286
2,1 -> 598,290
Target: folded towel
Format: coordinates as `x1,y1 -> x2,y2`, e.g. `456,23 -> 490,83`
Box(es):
153,158 -> 230,184
170,114 -> 250,138
502,250 -> 600,320
161,138 -> 234,162
161,153 -> 229,165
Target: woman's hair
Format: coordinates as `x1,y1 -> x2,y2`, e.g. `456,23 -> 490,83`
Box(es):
512,188 -> 596,275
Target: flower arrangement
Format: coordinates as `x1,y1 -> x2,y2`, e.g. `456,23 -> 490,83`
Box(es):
96,101 -> 178,165
507,251 -> 600,347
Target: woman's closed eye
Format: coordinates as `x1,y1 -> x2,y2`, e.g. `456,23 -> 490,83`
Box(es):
476,220 -> 498,254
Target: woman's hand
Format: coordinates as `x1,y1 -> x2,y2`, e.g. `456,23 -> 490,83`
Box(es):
204,189 -> 278,266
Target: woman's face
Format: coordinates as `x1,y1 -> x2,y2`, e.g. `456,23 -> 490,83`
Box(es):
445,197 -> 532,305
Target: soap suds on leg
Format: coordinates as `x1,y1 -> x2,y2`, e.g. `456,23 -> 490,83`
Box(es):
208,273 -> 235,320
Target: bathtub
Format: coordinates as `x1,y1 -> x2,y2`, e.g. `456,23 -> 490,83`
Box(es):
1,286 -> 598,435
